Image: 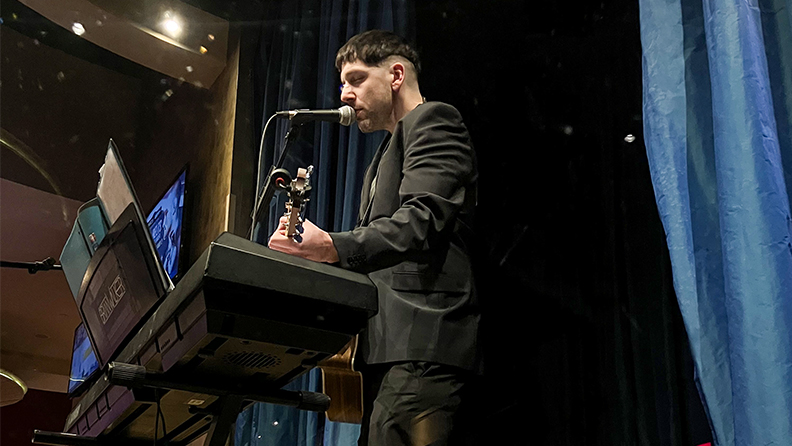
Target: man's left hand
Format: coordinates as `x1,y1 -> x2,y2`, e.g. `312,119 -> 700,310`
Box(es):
268,217 -> 340,264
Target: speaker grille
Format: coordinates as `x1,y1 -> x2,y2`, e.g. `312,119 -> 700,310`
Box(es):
223,351 -> 282,369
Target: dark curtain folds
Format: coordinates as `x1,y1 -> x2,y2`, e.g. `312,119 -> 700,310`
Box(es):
410,1 -> 715,444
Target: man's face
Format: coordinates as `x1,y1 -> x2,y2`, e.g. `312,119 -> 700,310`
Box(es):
339,60 -> 394,133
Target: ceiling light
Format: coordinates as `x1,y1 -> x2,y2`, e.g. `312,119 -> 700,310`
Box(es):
160,12 -> 183,38
72,22 -> 85,36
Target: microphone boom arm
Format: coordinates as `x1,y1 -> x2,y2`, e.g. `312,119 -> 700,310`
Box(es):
1,257 -> 62,274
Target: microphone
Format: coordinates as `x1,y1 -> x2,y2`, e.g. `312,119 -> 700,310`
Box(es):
275,105 -> 356,126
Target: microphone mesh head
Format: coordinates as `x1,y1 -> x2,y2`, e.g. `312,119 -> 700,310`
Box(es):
338,105 -> 356,126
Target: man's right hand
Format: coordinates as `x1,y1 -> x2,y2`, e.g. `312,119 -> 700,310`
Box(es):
268,216 -> 340,264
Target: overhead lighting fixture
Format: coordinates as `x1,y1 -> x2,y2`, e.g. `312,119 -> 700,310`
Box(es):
72,22 -> 85,36
160,11 -> 183,38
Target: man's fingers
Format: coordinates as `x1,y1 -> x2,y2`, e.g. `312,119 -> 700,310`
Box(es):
268,234 -> 291,251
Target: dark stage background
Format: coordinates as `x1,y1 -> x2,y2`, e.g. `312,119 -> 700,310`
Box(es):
409,1 -> 713,445
427,2 -> 710,445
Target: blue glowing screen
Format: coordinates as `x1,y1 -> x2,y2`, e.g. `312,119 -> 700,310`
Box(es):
146,170 -> 186,280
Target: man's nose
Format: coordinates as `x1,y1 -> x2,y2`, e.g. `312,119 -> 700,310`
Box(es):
340,86 -> 354,104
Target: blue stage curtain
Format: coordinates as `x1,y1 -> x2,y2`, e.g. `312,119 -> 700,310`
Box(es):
237,1 -> 413,445
638,0 -> 792,444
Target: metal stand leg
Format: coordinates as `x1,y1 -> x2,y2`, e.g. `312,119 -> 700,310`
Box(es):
31,430 -> 142,446
31,431 -> 100,446
203,395 -> 244,446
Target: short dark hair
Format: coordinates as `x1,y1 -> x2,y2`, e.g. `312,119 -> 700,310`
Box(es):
335,30 -> 421,75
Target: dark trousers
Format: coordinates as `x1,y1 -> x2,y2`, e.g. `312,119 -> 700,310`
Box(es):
358,362 -> 477,446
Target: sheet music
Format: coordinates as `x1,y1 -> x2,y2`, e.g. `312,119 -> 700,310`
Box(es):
95,141 -> 174,293
96,148 -> 135,226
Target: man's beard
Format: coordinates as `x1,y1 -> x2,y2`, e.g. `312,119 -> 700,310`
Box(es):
356,92 -> 391,133
356,111 -> 378,133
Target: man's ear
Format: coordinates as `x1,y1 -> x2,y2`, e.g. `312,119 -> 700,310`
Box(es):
390,62 -> 406,91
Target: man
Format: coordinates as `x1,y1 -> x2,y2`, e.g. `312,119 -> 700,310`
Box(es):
269,30 -> 480,445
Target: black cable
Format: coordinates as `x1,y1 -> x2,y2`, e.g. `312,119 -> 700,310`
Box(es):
154,395 -> 159,446
158,399 -> 168,438
153,389 -> 168,445
249,117 -> 305,240
253,113 -> 279,217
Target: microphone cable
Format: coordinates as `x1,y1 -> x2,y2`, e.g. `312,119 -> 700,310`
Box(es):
249,106 -> 354,239
252,112 -> 279,231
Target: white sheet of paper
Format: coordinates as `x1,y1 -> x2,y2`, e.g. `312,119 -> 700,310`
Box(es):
96,146 -> 134,226
95,142 -> 173,293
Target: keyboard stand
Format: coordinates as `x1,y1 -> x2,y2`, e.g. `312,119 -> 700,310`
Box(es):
33,362 -> 330,446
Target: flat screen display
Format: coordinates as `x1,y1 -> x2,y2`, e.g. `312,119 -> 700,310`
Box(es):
68,323 -> 100,395
146,169 -> 186,281
80,206 -> 163,367
74,141 -> 171,370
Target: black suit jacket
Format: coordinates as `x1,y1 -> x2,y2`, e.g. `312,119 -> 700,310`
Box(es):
330,102 -> 481,373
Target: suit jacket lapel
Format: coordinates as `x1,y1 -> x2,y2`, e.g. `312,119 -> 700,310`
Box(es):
359,135 -> 391,225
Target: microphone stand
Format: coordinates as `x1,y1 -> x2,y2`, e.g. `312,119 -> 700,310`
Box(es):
249,119 -> 304,241
1,257 -> 62,274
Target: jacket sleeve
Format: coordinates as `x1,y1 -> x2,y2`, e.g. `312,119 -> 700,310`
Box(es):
329,103 -> 476,273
